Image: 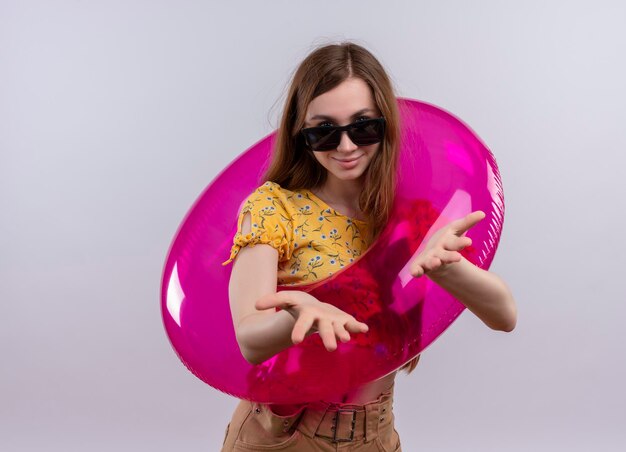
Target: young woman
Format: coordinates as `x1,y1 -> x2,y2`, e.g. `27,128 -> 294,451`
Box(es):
221,42 -> 517,451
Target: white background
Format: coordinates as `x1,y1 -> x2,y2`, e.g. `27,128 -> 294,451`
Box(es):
2,1 -> 625,450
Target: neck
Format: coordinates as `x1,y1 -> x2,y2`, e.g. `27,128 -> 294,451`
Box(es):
314,175 -> 365,219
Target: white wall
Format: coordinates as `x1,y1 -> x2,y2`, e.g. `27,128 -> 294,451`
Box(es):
2,1 -> 625,450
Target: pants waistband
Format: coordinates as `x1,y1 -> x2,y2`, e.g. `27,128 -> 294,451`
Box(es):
295,388 -> 394,443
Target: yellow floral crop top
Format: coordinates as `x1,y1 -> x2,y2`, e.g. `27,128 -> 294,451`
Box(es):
222,181 -> 372,286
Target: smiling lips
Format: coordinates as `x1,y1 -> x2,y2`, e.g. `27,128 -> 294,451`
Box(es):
333,155 -> 362,163
333,155 -> 362,169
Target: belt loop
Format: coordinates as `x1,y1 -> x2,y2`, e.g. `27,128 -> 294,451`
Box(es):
296,402 -> 329,439
364,400 -> 379,443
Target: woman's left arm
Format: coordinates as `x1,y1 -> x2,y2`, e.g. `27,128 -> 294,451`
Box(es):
426,257 -> 517,332
409,210 -> 517,332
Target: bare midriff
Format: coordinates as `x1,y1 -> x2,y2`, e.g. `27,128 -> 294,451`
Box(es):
268,371 -> 397,416
325,371 -> 396,404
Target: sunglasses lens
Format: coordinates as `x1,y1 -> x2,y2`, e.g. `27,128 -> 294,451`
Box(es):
302,118 -> 385,151
303,128 -> 340,151
348,119 -> 385,146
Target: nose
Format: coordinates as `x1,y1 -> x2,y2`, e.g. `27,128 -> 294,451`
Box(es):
336,130 -> 358,153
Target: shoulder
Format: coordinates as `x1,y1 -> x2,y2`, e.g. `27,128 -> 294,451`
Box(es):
246,181 -> 288,200
223,182 -> 297,266
242,181 -> 302,211
238,182 -> 298,220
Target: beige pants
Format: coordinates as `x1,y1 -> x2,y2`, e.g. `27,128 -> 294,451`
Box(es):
221,386 -> 401,451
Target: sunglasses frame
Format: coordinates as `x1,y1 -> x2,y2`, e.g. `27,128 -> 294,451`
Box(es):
300,117 -> 386,152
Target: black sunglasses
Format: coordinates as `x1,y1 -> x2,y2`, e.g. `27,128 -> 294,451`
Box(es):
300,117 -> 386,152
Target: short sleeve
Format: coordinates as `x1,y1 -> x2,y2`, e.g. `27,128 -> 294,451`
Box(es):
222,182 -> 294,266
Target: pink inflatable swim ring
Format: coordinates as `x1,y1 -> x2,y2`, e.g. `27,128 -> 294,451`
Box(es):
161,98 -> 504,404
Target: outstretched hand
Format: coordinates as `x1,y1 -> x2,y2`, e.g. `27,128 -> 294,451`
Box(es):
409,210 -> 485,278
255,290 -> 369,352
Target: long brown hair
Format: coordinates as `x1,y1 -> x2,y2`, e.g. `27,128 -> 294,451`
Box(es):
265,42 -> 419,373
264,42 -> 400,243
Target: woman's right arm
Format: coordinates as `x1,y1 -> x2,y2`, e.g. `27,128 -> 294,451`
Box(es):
229,213 -> 368,365
228,220 -> 297,364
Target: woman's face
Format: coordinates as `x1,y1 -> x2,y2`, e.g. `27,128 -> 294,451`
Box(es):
303,77 -> 382,184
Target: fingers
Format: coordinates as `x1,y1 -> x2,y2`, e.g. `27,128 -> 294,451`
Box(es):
426,256 -> 442,272
292,315 -> 367,350
409,212 -> 480,280
411,256 -> 440,275
439,250 -> 463,264
410,262 -> 425,278
345,318 -> 369,334
443,235 -> 472,252
280,294 -> 368,350
292,313 -> 315,344
320,318 -> 367,350
317,319 -> 337,351
333,322 -> 351,343
410,250 -> 461,277
451,210 -> 485,235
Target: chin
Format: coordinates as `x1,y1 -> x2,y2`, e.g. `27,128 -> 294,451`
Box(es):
330,170 -> 367,181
